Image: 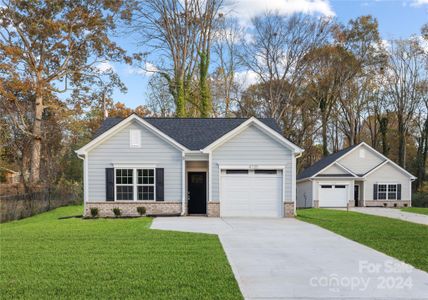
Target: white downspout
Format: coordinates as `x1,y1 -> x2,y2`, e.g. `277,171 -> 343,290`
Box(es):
293,151 -> 303,215
76,153 -> 87,216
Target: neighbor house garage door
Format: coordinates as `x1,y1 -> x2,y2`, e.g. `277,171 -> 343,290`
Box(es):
220,169 -> 283,217
319,184 -> 348,207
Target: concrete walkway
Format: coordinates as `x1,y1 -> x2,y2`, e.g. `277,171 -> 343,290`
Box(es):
348,207 -> 428,226
151,217 -> 428,299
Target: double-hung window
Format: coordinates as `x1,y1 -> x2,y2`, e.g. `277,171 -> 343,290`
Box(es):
137,169 -> 155,200
378,184 -> 398,200
116,169 -> 134,200
115,168 -> 155,201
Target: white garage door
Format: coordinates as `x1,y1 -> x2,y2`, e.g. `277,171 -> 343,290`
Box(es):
220,169 -> 283,217
319,184 -> 348,207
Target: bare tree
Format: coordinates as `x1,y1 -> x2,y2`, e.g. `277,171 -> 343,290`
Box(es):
303,45 -> 358,156
130,0 -> 223,117
336,16 -> 386,146
146,74 -> 175,117
415,83 -> 428,190
239,12 -> 333,137
211,17 -> 243,116
384,38 -> 426,167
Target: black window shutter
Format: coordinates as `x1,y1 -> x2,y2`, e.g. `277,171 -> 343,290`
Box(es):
373,184 -> 378,200
397,184 -> 401,200
156,168 -> 164,201
106,168 -> 114,201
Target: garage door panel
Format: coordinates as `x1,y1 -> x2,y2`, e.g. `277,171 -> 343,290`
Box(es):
319,185 -> 348,207
220,172 -> 282,217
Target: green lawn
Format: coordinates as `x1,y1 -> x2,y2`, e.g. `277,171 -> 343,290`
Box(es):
0,206 -> 242,299
297,209 -> 428,272
401,207 -> 428,216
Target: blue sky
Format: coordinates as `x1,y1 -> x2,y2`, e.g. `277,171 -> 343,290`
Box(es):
106,0 -> 428,109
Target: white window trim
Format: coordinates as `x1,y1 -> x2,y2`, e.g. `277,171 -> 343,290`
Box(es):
114,167 -> 156,201
377,183 -> 398,200
115,168 -> 134,201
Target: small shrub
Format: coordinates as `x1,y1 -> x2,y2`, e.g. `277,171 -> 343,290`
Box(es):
112,207 -> 121,217
90,207 -> 99,218
404,203 -> 408,207
394,203 -> 397,208
383,203 -> 387,207
137,206 -> 146,216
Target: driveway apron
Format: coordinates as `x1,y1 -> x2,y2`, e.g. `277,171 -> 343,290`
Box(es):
151,217 -> 428,299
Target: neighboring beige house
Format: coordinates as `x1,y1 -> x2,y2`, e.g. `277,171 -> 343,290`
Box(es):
297,142 -> 416,208
0,167 -> 20,184
76,114 -> 303,218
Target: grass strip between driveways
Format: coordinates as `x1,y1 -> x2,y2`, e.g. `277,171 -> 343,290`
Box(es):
0,205 -> 242,299
297,209 -> 428,273
400,207 -> 428,216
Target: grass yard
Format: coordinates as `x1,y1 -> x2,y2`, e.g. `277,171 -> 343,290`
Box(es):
401,207 -> 428,216
0,205 -> 242,299
297,209 -> 428,273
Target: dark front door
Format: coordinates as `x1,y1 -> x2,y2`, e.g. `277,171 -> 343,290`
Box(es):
354,185 -> 359,207
188,172 -> 207,214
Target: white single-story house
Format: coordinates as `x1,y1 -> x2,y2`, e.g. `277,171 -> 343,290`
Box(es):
296,142 -> 416,208
76,114 -> 304,218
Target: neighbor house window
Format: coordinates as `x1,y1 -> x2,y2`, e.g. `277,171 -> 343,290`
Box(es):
116,169 -> 134,200
115,168 -> 155,201
378,184 -> 397,200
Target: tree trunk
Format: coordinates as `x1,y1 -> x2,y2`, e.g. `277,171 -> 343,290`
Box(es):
416,117 -> 428,191
199,51 -> 211,117
175,78 -> 186,117
378,115 -> 389,156
29,93 -> 43,183
397,116 -> 406,167
322,114 -> 329,157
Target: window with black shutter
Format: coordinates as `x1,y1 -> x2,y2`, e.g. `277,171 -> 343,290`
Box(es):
112,168 -> 157,201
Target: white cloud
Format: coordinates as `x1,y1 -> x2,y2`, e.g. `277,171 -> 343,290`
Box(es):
411,0 -> 428,6
224,0 -> 335,26
96,61 -> 114,73
235,70 -> 259,88
418,35 -> 428,53
381,39 -> 391,50
127,62 -> 158,77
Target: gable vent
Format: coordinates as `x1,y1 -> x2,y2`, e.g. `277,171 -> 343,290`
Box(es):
130,129 -> 141,148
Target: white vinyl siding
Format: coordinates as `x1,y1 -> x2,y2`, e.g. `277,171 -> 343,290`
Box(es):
319,164 -> 350,175
211,124 -> 293,202
338,144 -> 384,175
87,121 -> 182,202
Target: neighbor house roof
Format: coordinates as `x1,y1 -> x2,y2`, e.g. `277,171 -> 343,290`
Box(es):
93,117 -> 282,150
297,143 -> 361,180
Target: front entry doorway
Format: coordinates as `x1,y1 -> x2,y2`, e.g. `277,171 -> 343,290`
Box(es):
188,172 -> 207,214
354,185 -> 360,207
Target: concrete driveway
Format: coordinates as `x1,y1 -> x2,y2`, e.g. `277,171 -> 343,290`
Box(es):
152,217 -> 428,299
348,207 -> 428,226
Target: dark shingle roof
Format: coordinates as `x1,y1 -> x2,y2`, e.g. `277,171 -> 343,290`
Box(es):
92,116 -> 281,150
297,143 -> 361,180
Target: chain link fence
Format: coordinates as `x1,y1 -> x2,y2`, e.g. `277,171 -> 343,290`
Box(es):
0,182 -> 82,223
